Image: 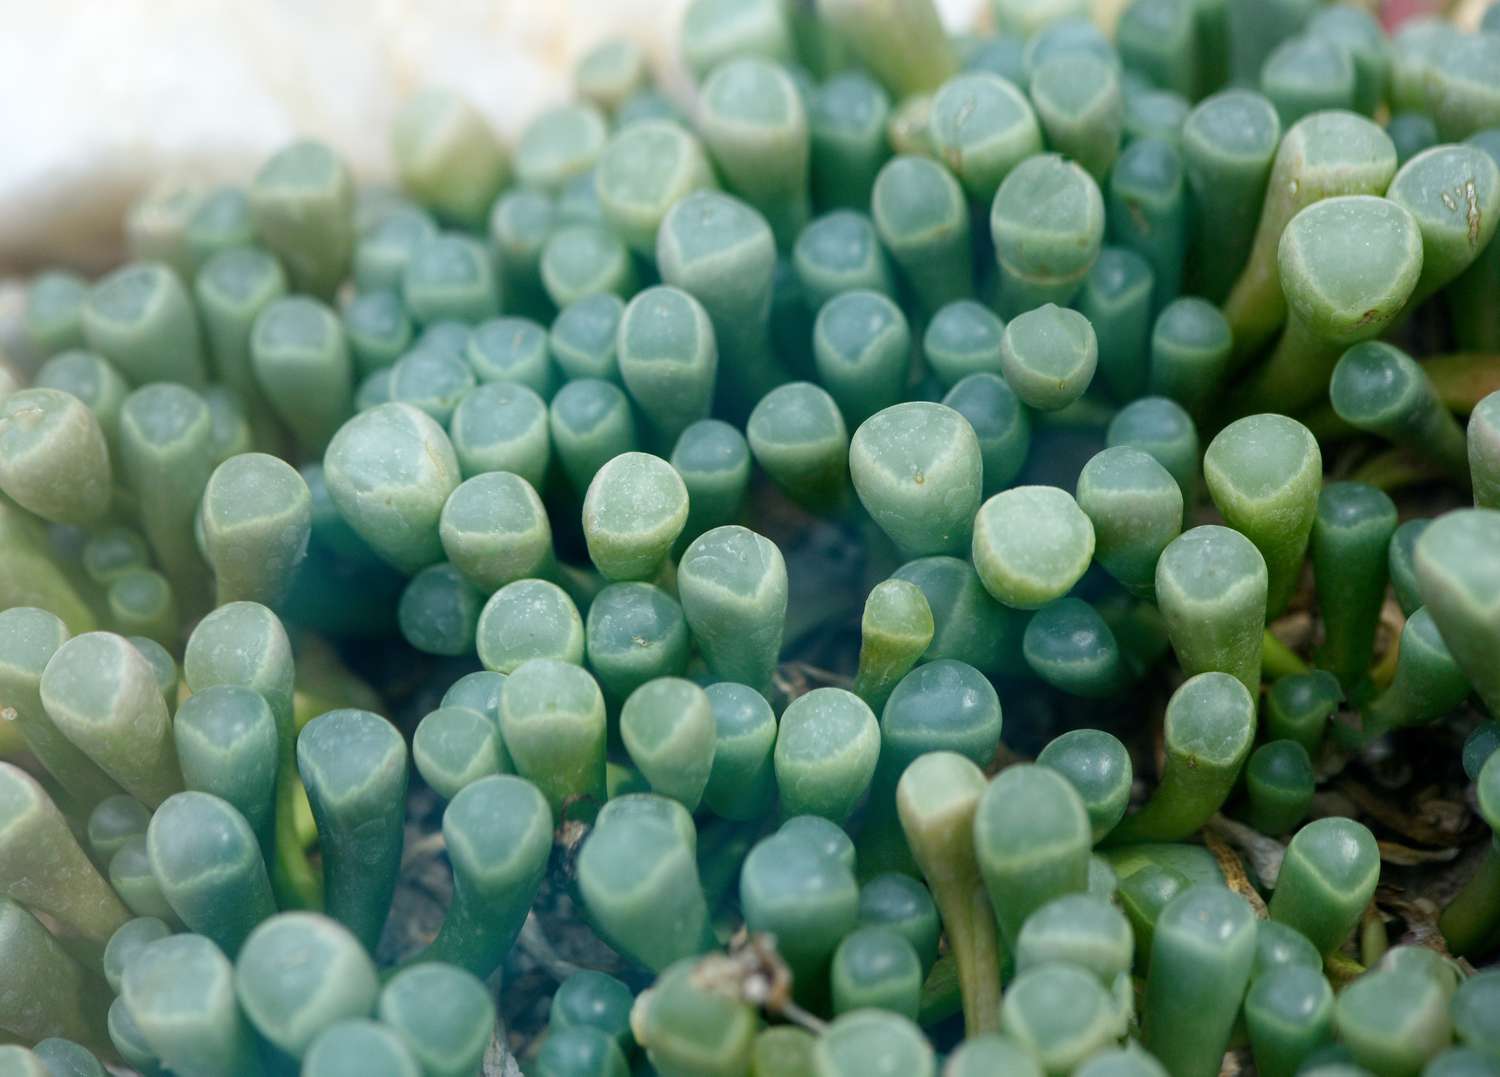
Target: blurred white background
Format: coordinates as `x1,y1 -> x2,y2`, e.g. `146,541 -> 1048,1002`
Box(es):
0,0 -> 984,272
8,0 -> 1484,274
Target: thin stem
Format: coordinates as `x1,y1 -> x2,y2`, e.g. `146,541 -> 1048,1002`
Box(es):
952,882 -> 1003,1037
1439,841 -> 1500,958
897,753 -> 1003,1037
1359,903 -> 1387,968
1263,630 -> 1309,679
272,770 -> 322,910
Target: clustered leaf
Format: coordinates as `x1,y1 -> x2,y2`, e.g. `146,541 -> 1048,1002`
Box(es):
3,0 -> 1500,1074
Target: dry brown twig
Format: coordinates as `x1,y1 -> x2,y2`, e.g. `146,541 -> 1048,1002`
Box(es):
1206,814 -> 1286,891
692,929 -> 829,1035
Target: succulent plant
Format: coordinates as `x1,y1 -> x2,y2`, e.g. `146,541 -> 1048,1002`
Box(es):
4,0 -> 1500,1071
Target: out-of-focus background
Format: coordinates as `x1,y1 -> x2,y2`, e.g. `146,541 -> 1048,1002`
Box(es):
0,0 -> 978,273
0,0 -> 1483,274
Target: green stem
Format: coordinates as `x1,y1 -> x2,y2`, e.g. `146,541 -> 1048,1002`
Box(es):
1359,906 -> 1387,969
1262,631 -> 1309,679
1439,840 -> 1500,958
1351,448 -> 1442,494
916,953 -> 963,1027
1298,401 -> 1356,443
929,881 -> 1004,1039
897,753 -> 1003,1037
271,774 -> 322,910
